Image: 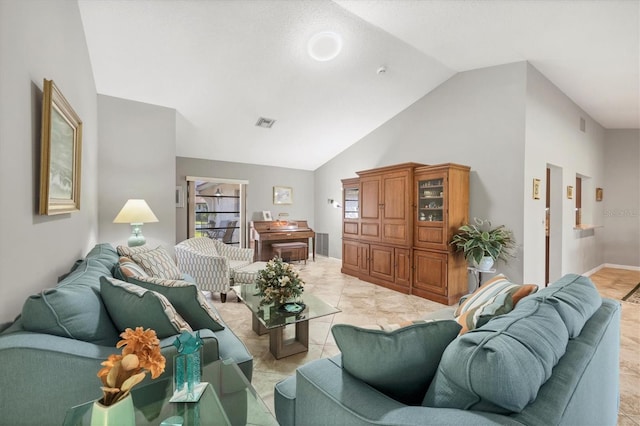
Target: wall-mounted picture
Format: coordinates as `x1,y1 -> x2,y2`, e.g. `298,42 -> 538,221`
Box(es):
262,210 -> 273,221
532,178 -> 541,200
273,186 -> 293,205
567,186 -> 573,199
39,79 -> 83,215
596,187 -> 603,202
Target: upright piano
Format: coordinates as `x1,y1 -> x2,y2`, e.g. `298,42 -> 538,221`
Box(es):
249,220 -> 315,262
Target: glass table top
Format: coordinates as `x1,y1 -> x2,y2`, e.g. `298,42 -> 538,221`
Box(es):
233,284 -> 340,330
63,359 -> 277,426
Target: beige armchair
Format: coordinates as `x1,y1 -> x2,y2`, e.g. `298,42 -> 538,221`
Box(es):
174,237 -> 253,302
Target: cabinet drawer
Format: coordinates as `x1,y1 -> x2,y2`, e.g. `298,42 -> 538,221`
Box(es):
343,222 -> 358,236
415,225 -> 446,249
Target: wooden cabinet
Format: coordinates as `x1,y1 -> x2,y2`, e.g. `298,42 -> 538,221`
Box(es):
413,164 -> 470,304
341,163 -> 422,294
341,162 -> 470,305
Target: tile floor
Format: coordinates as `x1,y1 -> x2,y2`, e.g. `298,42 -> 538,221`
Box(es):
211,257 -> 640,425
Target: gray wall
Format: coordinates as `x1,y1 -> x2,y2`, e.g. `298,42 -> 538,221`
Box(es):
0,0 -> 99,323
523,64 -> 606,283
603,129 -> 640,267
315,62 -> 527,282
176,157 -> 315,245
98,95 -> 177,251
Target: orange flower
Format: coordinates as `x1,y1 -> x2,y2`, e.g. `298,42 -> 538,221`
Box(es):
97,327 -> 166,405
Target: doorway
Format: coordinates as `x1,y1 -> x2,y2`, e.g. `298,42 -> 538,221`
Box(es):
186,176 -> 248,247
546,164 -> 563,285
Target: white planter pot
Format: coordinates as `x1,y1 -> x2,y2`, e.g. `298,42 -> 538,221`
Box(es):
477,256 -> 495,272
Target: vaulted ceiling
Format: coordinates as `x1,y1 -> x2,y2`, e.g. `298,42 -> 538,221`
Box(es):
78,0 -> 639,170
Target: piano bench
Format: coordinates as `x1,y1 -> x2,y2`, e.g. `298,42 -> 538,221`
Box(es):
271,242 -> 308,264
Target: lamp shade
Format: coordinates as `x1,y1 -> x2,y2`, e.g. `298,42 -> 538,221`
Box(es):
113,199 -> 159,224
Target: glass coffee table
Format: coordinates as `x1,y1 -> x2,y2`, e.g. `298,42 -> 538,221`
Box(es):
63,359 -> 277,426
233,284 -> 340,359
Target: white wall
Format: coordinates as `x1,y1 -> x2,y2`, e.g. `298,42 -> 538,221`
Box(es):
98,95 -> 176,251
315,62 -> 527,282
602,129 -> 640,267
0,0 -> 99,323
523,64 -> 606,284
176,157 -> 315,245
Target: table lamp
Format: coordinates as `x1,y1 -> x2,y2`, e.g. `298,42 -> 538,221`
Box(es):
113,199 -> 159,247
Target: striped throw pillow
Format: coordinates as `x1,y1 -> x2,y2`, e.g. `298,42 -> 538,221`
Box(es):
455,274 -> 538,334
130,246 -> 182,280
117,256 -> 150,278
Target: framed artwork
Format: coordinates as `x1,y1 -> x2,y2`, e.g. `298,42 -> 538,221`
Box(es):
596,187 -> 603,202
262,210 -> 273,221
273,186 -> 293,205
39,79 -> 83,215
567,186 -> 573,199
175,185 -> 184,208
532,178 -> 541,200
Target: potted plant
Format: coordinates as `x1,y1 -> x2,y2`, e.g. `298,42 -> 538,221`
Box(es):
450,218 -> 516,271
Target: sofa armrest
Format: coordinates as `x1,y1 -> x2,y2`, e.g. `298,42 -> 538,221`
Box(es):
292,358 -> 521,426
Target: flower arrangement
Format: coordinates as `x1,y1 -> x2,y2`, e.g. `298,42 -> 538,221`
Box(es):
97,327 -> 166,406
255,257 -> 305,305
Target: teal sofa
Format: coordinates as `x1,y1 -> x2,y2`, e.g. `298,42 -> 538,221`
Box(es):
0,243 -> 253,426
275,274 -> 621,425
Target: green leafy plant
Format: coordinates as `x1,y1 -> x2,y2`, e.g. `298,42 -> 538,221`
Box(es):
450,218 -> 516,265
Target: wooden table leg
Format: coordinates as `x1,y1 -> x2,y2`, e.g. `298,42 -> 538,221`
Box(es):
269,321 -> 309,359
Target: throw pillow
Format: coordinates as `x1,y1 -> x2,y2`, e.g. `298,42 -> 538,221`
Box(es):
455,274 -> 538,334
116,244 -> 153,258
332,320 -> 461,405
126,276 -> 224,332
21,259 -> 120,346
115,256 -> 150,279
99,276 -> 192,338
130,246 -> 182,280
423,299 -> 569,413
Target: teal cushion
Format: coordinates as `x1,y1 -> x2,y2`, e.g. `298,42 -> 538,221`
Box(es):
84,243 -> 119,271
100,277 -> 192,338
528,274 -> 602,337
423,299 -> 569,413
332,321 -> 461,405
126,276 -> 224,332
21,259 -> 119,346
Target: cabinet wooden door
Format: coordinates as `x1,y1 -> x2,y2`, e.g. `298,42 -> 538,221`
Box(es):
341,240 -> 369,276
413,250 -> 448,296
415,172 -> 448,250
394,247 -> 411,289
360,176 -> 381,241
369,244 -> 394,282
381,170 -> 411,246
342,178 -> 360,238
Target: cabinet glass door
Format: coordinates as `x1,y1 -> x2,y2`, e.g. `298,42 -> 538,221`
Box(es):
418,178 -> 444,222
344,187 -> 359,219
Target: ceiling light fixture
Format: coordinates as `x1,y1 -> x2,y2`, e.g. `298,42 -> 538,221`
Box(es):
307,31 -> 343,62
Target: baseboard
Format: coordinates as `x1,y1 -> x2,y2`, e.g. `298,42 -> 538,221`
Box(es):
584,263 -> 640,276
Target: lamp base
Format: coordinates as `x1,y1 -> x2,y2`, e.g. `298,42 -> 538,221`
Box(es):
128,223 -> 146,247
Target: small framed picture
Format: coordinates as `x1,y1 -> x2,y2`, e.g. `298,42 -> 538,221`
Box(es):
262,210 -> 273,221
567,186 -> 573,199
273,186 -> 293,205
532,178 -> 541,200
596,188 -> 603,202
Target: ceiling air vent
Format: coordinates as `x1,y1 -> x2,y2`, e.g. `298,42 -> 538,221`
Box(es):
255,117 -> 276,129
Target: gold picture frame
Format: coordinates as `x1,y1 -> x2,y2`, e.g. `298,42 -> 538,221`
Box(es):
273,186 -> 293,205
532,178 -> 541,200
596,187 -> 603,202
39,79 -> 82,215
567,186 -> 573,199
